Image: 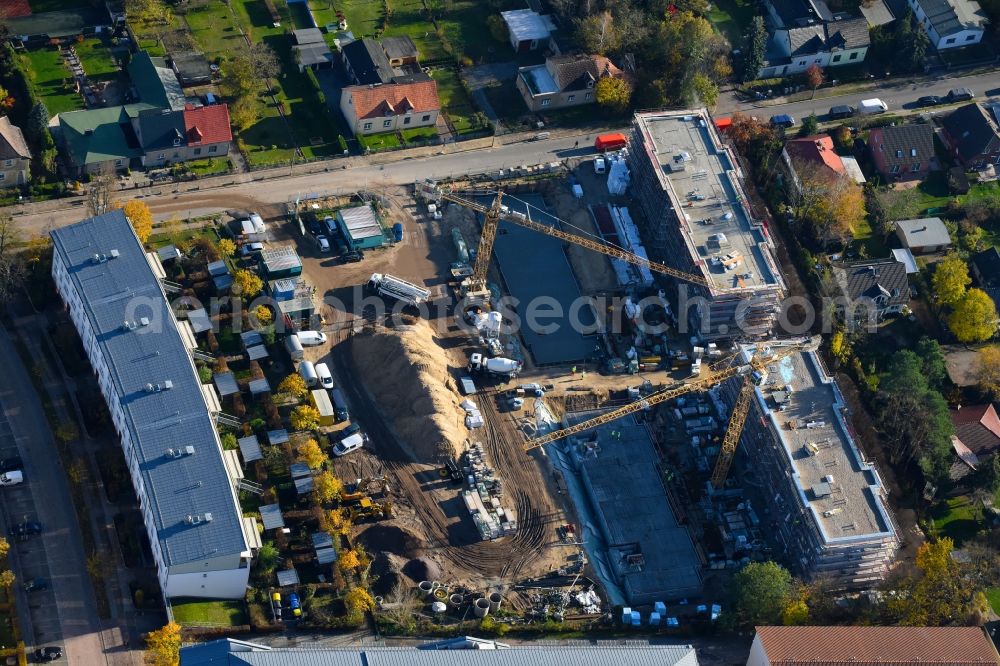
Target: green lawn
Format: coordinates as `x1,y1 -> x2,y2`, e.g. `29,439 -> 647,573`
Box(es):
171,598 -> 248,627
76,38 -> 119,81
931,496 -> 981,546
401,125 -> 438,143
30,0 -> 89,10
431,68 -> 481,133
987,588 -> 1000,615
19,48 -> 85,115
287,0 -> 316,28
708,0 -> 756,46
183,3 -> 246,61
434,0 -> 508,63
186,157 -> 233,176
359,131 -> 402,151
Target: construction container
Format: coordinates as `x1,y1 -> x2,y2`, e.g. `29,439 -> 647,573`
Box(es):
311,389 -> 335,426
595,133 -> 628,152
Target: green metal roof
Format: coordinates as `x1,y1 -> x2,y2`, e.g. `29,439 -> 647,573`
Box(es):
59,103 -> 155,166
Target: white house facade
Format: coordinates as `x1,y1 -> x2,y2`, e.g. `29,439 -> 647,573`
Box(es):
906,0 -> 987,49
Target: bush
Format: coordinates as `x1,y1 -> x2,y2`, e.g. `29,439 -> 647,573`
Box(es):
197,365 -> 212,383
337,135 -> 348,154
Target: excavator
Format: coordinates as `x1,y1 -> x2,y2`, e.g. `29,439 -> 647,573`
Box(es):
339,476 -> 391,504
349,497 -> 393,522
523,338 -> 817,487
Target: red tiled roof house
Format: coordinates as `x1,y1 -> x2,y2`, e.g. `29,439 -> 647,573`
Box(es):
339,80 -> 440,137
781,134 -> 847,197
951,403 -> 1000,470
132,104 -> 232,168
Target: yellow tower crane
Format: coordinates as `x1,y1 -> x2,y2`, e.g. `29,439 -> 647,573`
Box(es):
524,340 -> 816,486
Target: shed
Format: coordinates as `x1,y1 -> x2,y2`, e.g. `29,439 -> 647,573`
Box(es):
337,205 -> 385,250
312,389 -> 335,426
243,517 -> 263,551
241,330 -> 264,348
246,345 -> 270,361
276,568 -> 300,587
311,532 -> 334,550
259,503 -> 285,530
259,247 -> 303,279
381,36 -> 418,66
290,462 -> 311,479
208,260 -> 229,277
157,244 -> 181,262
894,217 -> 951,253
294,476 -> 315,495
891,248 -> 919,274
293,42 -> 334,72
171,51 -> 213,87
268,429 -> 289,445
249,378 -> 271,395
214,372 -> 239,396
238,434 -> 263,462
500,9 -> 553,52
315,547 -> 337,564
213,274 -> 233,292
187,308 -> 212,334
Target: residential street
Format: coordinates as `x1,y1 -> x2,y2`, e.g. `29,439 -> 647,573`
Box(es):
715,69 -> 1000,120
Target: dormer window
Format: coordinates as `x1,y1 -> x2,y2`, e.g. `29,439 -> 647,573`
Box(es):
172,136 -> 181,147
587,79 -> 595,88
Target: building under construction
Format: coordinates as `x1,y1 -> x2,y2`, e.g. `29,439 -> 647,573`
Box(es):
721,350 -> 898,587
628,110 -> 785,339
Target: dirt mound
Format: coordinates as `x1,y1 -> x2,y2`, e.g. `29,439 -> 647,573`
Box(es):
402,556 -> 442,582
370,552 -> 404,597
351,324 -> 466,461
357,524 -> 424,558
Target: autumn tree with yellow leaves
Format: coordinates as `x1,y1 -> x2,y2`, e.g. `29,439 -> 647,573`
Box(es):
145,621 -> 182,666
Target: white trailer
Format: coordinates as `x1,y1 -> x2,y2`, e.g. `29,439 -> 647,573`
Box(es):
367,273 -> 431,306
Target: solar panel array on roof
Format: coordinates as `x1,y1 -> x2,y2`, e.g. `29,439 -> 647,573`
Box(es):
50,210 -> 246,569
259,503 -> 285,530
238,435 -> 262,463
214,372 -> 239,396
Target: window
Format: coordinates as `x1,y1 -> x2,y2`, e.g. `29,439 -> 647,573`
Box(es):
832,54 -> 841,62
209,146 -> 218,153
3,159 -> 11,167
895,149 -> 903,158
967,34 -> 976,40
157,153 -> 165,160
814,58 -> 822,63
994,154 -> 1000,164
945,37 -> 955,43
911,162 -> 921,172
0,173 -> 5,182
541,99 -> 551,107
567,94 -> 576,102
363,122 -> 373,130
849,51 -> 859,60
585,92 -> 592,100
193,148 -> 202,156
115,159 -> 124,166
421,114 -> 431,121
403,116 -> 411,125
799,60 -> 807,66
383,119 -> 392,128
890,165 -> 900,174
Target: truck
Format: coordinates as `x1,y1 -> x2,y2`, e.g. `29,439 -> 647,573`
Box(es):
594,133 -> 628,152
285,334 -> 304,360
367,273 -> 431,306
299,360 -> 318,387
468,353 -> 522,378
859,98 -> 888,115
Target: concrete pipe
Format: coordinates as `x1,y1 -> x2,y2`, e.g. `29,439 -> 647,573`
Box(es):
418,581 -> 433,598
473,597 -> 491,618
488,592 -> 502,613
431,581 -> 442,590
434,588 -> 448,600
449,593 -> 463,609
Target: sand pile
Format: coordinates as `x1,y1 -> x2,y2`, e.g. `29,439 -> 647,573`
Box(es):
351,324 -> 466,461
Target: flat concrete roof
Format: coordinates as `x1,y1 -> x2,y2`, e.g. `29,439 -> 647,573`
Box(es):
633,111 -> 784,295
755,351 -> 895,543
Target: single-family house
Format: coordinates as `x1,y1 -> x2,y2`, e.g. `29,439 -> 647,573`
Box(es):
905,0 -> 987,49
516,54 -> 626,112
292,28 -> 334,72
133,104 -> 231,168
867,123 -> 935,181
381,36 -> 419,67
894,217 -> 951,253
940,103 -> 1000,172
500,9 -> 555,53
759,16 -> 870,77
339,80 -> 440,136
972,247 -> 1000,287
59,104 -> 155,175
128,51 -> 186,111
0,116 -> 31,187
170,51 -> 213,87
830,258 -> 909,324
781,134 -> 850,195
951,403 -> 1000,469
341,38 -> 393,85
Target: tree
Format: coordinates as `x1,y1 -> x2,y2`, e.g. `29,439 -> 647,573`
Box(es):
743,16 -> 768,82
727,113 -> 782,171
233,269 -> 264,298
888,538 -> 971,625
217,238 -> 236,258
727,561 -> 792,627
291,405 -> 321,431
25,102 -> 50,146
344,587 -> 375,614
0,536 -> 9,561
85,168 -> 117,216
229,96 -> 260,131
976,346 -> 1000,399
320,508 -> 352,536
932,253 -> 971,306
338,548 -> 361,571
948,288 -> 998,343
595,76 -> 632,115
894,9 -> 930,74
257,541 -> 279,574
298,438 -> 327,469
0,570 -> 13,589
253,304 -> 273,326
277,373 -> 309,400
248,43 -> 281,80
126,0 -> 171,25
0,213 -> 26,304
313,470 -> 344,503
790,167 -> 866,247
116,199 -> 153,243
798,113 -> 819,136
145,622 -> 181,666
487,15 -> 508,42
640,11 -> 730,109
915,336 -> 948,391
574,12 -> 620,55
805,63 -> 825,94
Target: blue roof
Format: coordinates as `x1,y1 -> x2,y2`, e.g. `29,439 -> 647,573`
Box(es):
51,211 -> 247,568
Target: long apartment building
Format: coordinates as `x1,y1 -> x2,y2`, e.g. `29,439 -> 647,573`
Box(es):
628,110 -> 786,339
51,211 -> 253,599
721,349 -> 898,587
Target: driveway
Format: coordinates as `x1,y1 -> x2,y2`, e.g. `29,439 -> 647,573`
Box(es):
0,326 -> 104,664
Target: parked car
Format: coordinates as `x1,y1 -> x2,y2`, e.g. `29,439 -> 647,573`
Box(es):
0,470 -> 23,486
10,521 -> 42,538
946,88 -> 974,102
392,223 -> 404,243
0,456 -> 22,473
916,95 -> 942,107
296,331 -> 327,346
342,250 -> 364,264
770,114 -> 795,128
333,432 -> 365,457
239,242 -> 264,257
316,362 -> 334,389
593,156 -> 607,174
338,423 -> 361,439
33,647 -> 62,663
858,98 -> 889,115
314,234 -> 330,252
828,105 -> 854,119
306,220 -> 323,236
24,578 -> 48,593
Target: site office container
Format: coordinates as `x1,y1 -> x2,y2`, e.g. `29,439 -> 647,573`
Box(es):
595,133 -> 628,152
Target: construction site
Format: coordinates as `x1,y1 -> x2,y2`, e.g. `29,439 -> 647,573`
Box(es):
276,109 -> 900,627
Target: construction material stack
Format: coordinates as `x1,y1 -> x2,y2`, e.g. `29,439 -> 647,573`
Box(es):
461,443 -> 517,541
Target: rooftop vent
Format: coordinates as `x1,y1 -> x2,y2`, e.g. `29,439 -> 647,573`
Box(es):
91,253 -> 108,265
139,316 -> 151,327
121,320 -> 136,331
204,512 -> 213,522
184,444 -> 194,456
110,249 -> 120,259
145,380 -> 172,393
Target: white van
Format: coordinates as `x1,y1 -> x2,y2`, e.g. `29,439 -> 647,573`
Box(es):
332,432 -> 365,456
297,331 -> 327,346
299,361 -> 318,387
0,470 -> 24,486
859,98 -> 888,115
315,362 -> 334,389
594,156 -> 607,174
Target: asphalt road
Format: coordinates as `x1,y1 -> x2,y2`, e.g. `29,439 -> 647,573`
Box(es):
14,133 -> 606,232
0,327 -> 103,664
716,69 -> 1000,122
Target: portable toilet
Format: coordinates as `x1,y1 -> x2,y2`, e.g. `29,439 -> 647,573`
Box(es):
649,612 -> 661,626
621,607 -> 632,625
630,611 -> 641,625
654,601 -> 667,615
